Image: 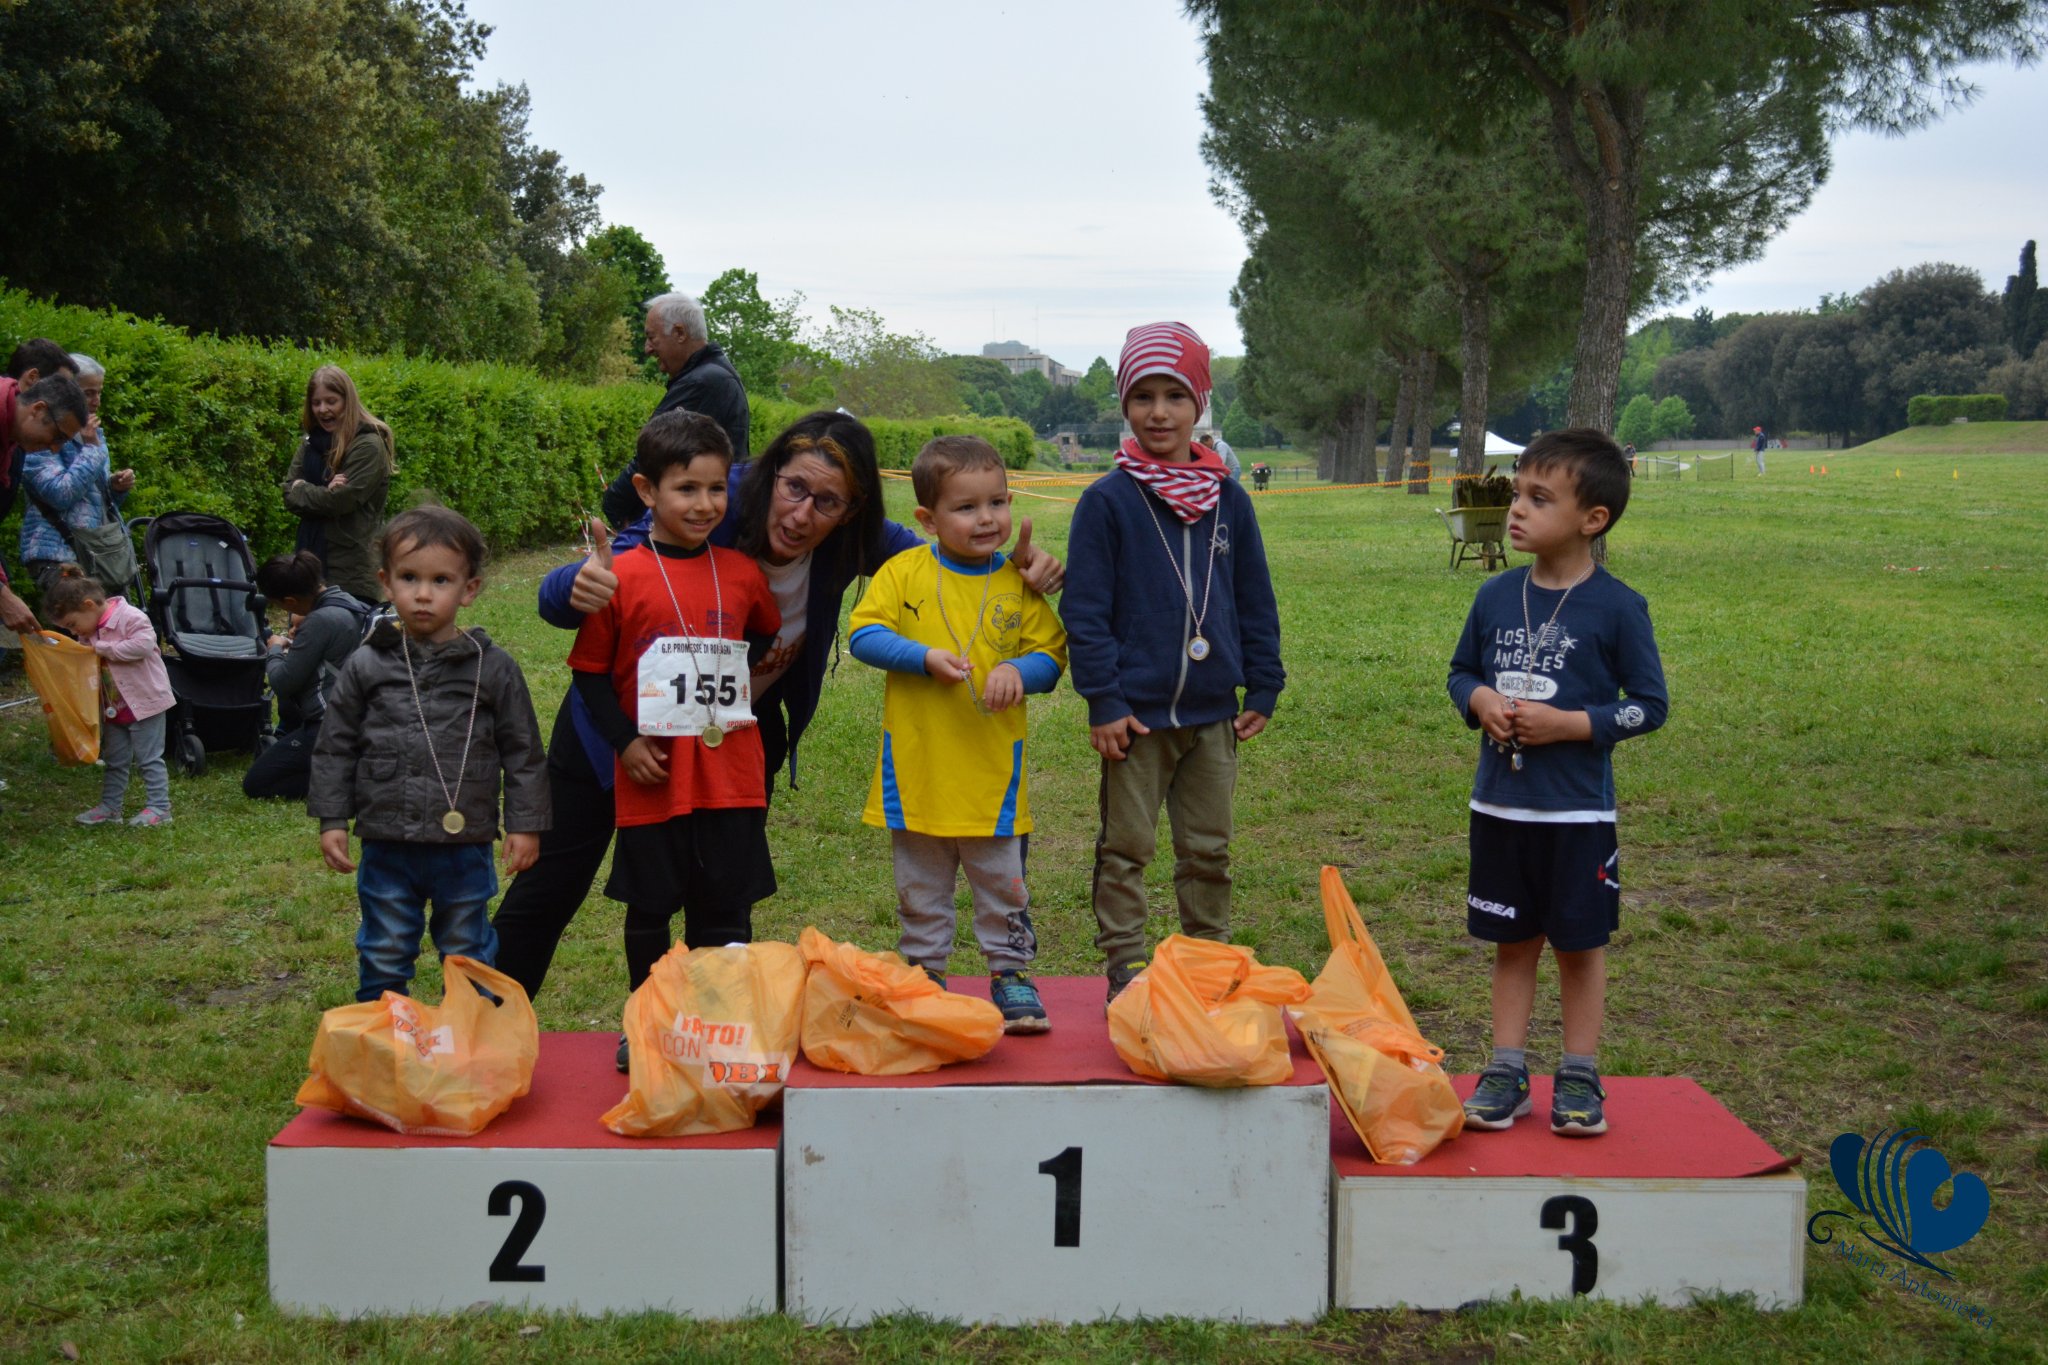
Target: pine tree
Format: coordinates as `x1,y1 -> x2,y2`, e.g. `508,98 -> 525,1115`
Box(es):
2005,240 -> 2045,359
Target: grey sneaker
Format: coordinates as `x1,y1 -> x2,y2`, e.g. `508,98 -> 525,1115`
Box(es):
615,1033 -> 630,1073
76,803 -> 122,826
1551,1064 -> 1609,1136
1462,1062 -> 1533,1131
1104,957 -> 1149,1009
127,807 -> 171,827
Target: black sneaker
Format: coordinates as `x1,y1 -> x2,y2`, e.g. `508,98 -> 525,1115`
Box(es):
1462,1062 -> 1532,1130
1104,957 -> 1149,1009
990,970 -> 1050,1034
1550,1064 -> 1608,1136
615,1033 -> 630,1073
921,965 -> 948,990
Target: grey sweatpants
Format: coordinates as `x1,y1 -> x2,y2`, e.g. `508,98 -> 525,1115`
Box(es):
102,710 -> 170,813
891,830 -> 1036,973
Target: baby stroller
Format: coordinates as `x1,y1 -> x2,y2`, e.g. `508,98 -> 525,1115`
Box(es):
132,512 -> 276,776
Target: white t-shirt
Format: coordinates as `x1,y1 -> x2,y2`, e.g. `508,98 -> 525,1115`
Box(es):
750,551 -> 812,693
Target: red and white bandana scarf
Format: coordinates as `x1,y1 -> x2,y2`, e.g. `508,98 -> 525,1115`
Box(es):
1115,439 -> 1229,523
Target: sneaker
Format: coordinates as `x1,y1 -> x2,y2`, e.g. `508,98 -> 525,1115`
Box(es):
921,965 -> 949,990
1104,957 -> 1149,1009
75,804 -> 122,826
615,1033 -> 630,1073
990,970 -> 1050,1034
1462,1062 -> 1533,1131
127,807 -> 171,827
1551,1064 -> 1609,1136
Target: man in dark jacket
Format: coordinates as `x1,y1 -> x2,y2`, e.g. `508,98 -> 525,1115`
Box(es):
599,292 -> 751,529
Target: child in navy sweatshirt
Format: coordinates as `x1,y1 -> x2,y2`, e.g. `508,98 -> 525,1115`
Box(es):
1447,428 -> 1667,1138
1060,322 -> 1284,1007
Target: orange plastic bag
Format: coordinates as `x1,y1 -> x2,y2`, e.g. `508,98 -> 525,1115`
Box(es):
602,941 -> 806,1137
798,926 -> 1002,1075
1107,933 -> 1311,1087
1295,867 -> 1464,1164
19,629 -> 100,764
294,956 -> 539,1136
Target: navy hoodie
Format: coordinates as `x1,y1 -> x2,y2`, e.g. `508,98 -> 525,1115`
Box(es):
1061,469 -> 1284,730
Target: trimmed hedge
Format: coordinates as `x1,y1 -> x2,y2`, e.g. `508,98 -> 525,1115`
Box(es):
1907,393 -> 2009,426
746,396 -> 1035,470
1,288 -> 1034,565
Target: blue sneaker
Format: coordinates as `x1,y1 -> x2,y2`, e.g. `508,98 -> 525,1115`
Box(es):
990,970 -> 1050,1033
1462,1062 -> 1533,1130
1551,1064 -> 1608,1136
921,965 -> 948,990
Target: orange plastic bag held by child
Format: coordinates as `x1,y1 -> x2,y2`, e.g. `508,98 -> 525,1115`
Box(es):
1295,867 -> 1464,1164
19,629 -> 100,764
603,940 -> 807,1137
294,956 -> 539,1137
1107,933 -> 1311,1087
798,927 -> 1002,1075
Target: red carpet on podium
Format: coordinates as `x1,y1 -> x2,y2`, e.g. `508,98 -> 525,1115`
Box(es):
1331,1074 -> 1796,1180
786,973 -> 1323,1090
272,1031 -> 777,1151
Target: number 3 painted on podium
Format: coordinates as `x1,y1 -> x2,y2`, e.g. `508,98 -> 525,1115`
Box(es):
1038,1147 -> 1082,1247
1540,1194 -> 1598,1294
489,1180 -> 547,1282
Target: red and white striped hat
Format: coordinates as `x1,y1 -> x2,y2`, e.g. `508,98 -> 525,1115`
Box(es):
1116,321 -> 1211,411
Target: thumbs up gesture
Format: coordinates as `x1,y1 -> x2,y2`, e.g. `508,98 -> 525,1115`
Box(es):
569,515 -> 620,615
1009,515 -> 1065,595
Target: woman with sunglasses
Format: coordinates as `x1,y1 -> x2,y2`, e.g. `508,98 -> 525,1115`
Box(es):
492,410 -> 1064,1005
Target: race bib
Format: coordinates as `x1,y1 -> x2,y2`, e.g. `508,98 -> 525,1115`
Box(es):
636,635 -> 755,737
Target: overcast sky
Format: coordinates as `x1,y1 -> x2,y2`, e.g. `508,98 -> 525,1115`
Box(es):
469,0 -> 2046,369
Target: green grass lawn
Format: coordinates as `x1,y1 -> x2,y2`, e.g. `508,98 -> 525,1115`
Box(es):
3,447 -> 2044,1362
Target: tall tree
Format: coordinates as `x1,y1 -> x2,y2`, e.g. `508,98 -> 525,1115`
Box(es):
2004,240 -> 2045,360
700,268 -> 820,398
1188,0 -> 2042,430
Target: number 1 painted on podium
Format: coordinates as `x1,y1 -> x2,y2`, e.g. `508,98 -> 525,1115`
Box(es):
1038,1146 -> 1082,1247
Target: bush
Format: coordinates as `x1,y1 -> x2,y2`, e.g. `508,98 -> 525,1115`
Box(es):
748,397 -> 1035,470
1905,393 -> 2009,426
0,288 -> 1035,564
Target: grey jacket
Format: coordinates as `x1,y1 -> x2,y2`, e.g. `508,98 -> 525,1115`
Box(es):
265,585 -> 371,727
308,619 -> 550,843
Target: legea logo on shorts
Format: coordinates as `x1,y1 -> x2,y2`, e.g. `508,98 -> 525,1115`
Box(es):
1808,1128 -> 1991,1277
1467,894 -> 1517,920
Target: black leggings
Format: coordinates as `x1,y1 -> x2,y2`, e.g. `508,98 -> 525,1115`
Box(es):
490,688 -> 791,1000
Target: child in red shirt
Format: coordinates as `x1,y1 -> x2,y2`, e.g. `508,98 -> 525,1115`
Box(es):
568,411 -> 780,1068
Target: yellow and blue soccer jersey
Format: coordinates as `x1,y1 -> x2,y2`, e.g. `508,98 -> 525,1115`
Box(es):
849,546 -> 1066,837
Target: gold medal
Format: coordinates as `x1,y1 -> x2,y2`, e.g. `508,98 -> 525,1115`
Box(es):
442,809 -> 466,835
701,724 -> 724,748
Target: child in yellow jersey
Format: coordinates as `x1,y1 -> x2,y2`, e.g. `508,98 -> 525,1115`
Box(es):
848,436 -> 1067,1032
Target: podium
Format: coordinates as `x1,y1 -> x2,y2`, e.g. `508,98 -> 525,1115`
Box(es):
1330,1074 -> 1805,1309
268,1032 -> 780,1317
780,976 -> 1330,1325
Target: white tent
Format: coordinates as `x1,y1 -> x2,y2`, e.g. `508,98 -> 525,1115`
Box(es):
1483,431 -> 1524,457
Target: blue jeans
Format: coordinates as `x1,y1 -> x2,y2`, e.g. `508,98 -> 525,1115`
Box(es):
354,840 -> 500,1002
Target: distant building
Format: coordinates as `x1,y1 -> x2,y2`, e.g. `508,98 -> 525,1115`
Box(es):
982,340 -> 1082,387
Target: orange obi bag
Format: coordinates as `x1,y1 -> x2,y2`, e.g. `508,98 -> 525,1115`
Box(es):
1107,933 -> 1311,1087
602,941 -> 807,1137
19,629 -> 100,764
1295,867 -> 1464,1164
294,956 -> 539,1137
797,927 -> 1002,1075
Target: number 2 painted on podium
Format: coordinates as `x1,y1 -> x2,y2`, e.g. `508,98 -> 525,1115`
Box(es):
1540,1194 -> 1598,1294
488,1181 -> 547,1282
1038,1147 -> 1082,1247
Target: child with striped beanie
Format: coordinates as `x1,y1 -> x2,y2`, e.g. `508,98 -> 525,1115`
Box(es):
1059,321 -> 1287,1007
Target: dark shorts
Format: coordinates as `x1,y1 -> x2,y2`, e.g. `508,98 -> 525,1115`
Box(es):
606,806 -> 777,919
1466,810 -> 1620,952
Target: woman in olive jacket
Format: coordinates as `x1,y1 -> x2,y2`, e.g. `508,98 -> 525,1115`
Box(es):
282,364 -> 393,604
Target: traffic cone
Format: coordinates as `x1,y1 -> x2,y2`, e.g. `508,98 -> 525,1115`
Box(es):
1809,463 -> 1816,474
1821,465 -> 1829,475
1953,468 -> 1960,480
1894,468 -> 1901,478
